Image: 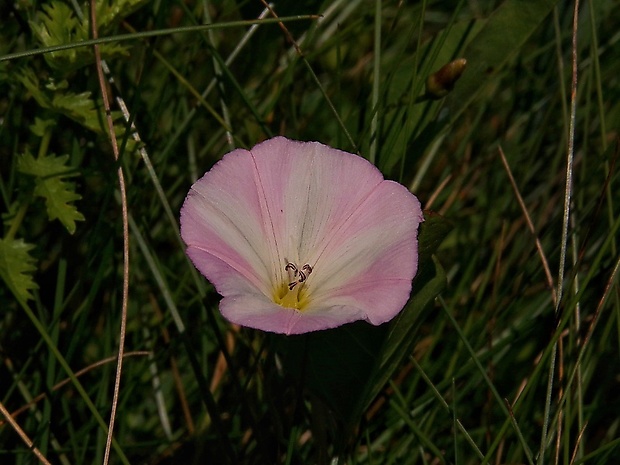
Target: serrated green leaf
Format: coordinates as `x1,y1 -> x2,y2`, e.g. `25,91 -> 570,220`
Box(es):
51,90 -> 103,133
17,70 -> 136,147
30,118 -> 56,137
29,0 -> 131,72
0,238 -> 38,302
33,2 -> 81,47
18,152 -> 85,234
21,74 -> 102,131
17,68 -> 52,108
30,2 -> 88,71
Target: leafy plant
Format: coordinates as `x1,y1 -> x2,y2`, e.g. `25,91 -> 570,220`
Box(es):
30,0 -> 148,72
17,150 -> 84,234
0,238 -> 38,302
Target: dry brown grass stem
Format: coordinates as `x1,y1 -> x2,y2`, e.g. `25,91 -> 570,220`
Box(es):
0,401 -> 53,465
498,146 -> 557,306
90,1 -> 131,464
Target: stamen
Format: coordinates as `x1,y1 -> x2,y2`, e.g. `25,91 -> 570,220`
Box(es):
276,261 -> 314,310
284,262 -> 313,290
285,262 -> 298,276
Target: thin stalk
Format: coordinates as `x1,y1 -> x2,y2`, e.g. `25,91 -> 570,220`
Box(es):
259,0 -> 358,152
90,2 -> 130,464
0,401 -> 52,465
369,0 -> 381,164
203,0 -> 235,149
0,16 -> 320,63
540,2 -> 580,464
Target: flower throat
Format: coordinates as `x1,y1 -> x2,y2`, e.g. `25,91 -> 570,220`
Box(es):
273,261 -> 313,310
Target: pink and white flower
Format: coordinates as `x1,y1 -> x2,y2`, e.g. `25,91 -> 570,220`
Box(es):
180,137 -> 423,335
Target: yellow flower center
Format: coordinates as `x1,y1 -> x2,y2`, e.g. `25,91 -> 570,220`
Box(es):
272,261 -> 313,311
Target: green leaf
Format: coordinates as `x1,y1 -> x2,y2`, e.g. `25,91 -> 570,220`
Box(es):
30,118 -> 56,137
51,88 -> 105,133
0,238 -> 38,302
444,0 -> 559,120
17,70 -> 101,130
30,1 -> 92,71
95,0 -> 151,29
17,70 -> 136,147
31,2 -> 81,49
276,213 -> 452,428
378,20 -> 482,177
378,0 -> 559,178
29,0 -> 131,72
18,152 -> 85,234
17,68 -> 52,108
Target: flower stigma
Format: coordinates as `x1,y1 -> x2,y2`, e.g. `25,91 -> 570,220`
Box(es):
273,261 -> 313,310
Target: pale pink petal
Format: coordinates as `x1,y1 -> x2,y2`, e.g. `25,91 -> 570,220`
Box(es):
285,305 -> 368,334
219,295 -> 303,334
248,137 -> 385,269
220,295 -> 365,335
180,148 -> 278,297
304,180 -> 423,326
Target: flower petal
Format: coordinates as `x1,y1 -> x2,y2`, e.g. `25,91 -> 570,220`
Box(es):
220,294 -> 303,334
305,180 -> 423,326
220,294 -> 364,335
248,137 -> 386,268
180,148 -> 276,297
